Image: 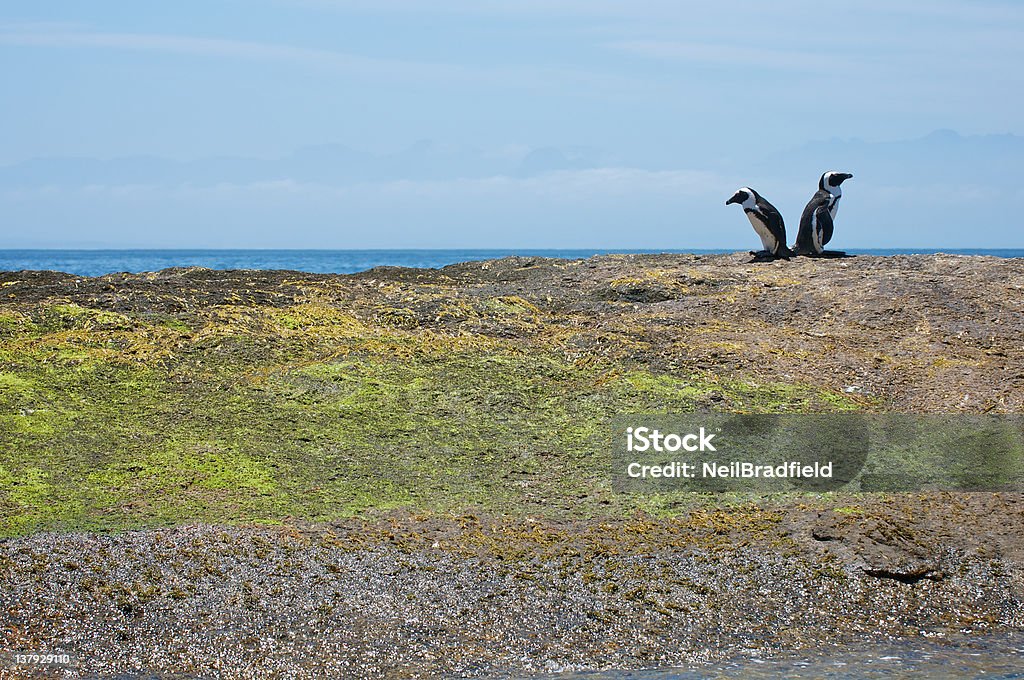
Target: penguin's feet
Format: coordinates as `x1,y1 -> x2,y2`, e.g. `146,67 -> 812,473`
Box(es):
794,249 -> 852,258
748,250 -> 781,263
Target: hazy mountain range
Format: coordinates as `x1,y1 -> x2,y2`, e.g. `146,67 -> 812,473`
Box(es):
5,130 -> 1018,188
0,141 -> 607,187
1,130 -> 1019,249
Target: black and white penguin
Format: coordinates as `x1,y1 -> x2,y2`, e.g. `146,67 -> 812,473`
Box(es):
793,171 -> 853,256
726,187 -> 792,259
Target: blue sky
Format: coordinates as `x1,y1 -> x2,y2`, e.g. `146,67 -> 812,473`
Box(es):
1,1 -> 1021,248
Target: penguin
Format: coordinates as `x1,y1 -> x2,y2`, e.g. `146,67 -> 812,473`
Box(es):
725,187 -> 793,259
793,171 -> 853,257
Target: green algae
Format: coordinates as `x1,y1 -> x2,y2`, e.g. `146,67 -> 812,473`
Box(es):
0,294 -> 865,536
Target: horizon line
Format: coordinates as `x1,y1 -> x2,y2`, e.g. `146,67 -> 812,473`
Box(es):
2,246 -> 1022,253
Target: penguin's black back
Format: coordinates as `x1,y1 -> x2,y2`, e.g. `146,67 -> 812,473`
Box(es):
796,189 -> 833,251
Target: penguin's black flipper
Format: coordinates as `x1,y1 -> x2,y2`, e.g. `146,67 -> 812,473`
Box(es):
809,207 -> 850,257
821,209 -> 836,246
812,205 -> 834,252
761,199 -> 789,255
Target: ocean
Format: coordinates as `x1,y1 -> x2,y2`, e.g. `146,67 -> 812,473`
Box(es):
1,248 -> 1022,278
556,632 -> 1024,679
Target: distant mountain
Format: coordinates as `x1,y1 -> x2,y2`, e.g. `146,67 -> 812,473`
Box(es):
0,141 -> 601,187
5,130 -> 1014,191
514,146 -> 601,176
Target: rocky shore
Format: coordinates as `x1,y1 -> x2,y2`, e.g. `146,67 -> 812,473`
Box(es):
2,495 -> 1022,678
1,253 -> 1023,677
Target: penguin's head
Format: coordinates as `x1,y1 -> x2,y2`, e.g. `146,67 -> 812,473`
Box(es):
726,187 -> 756,207
820,171 -> 853,191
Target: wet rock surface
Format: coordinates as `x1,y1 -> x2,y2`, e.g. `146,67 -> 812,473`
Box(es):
2,495 -> 1022,678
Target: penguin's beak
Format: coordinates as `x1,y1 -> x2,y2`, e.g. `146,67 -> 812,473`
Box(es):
725,195 -> 740,205
840,172 -> 854,181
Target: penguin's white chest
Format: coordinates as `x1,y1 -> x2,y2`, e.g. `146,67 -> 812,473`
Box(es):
745,211 -> 776,251
829,195 -> 841,219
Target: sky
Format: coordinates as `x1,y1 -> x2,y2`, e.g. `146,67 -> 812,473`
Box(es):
1,1 -> 1022,249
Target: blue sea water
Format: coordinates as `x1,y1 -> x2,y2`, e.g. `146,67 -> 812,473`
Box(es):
551,632 -> 1024,679
0,248 -> 1022,278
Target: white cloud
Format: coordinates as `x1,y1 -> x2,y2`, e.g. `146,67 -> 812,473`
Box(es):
0,25 -> 657,96
606,40 -> 837,73
0,28 -> 478,82
278,0 -> 688,18
10,166 -> 722,201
